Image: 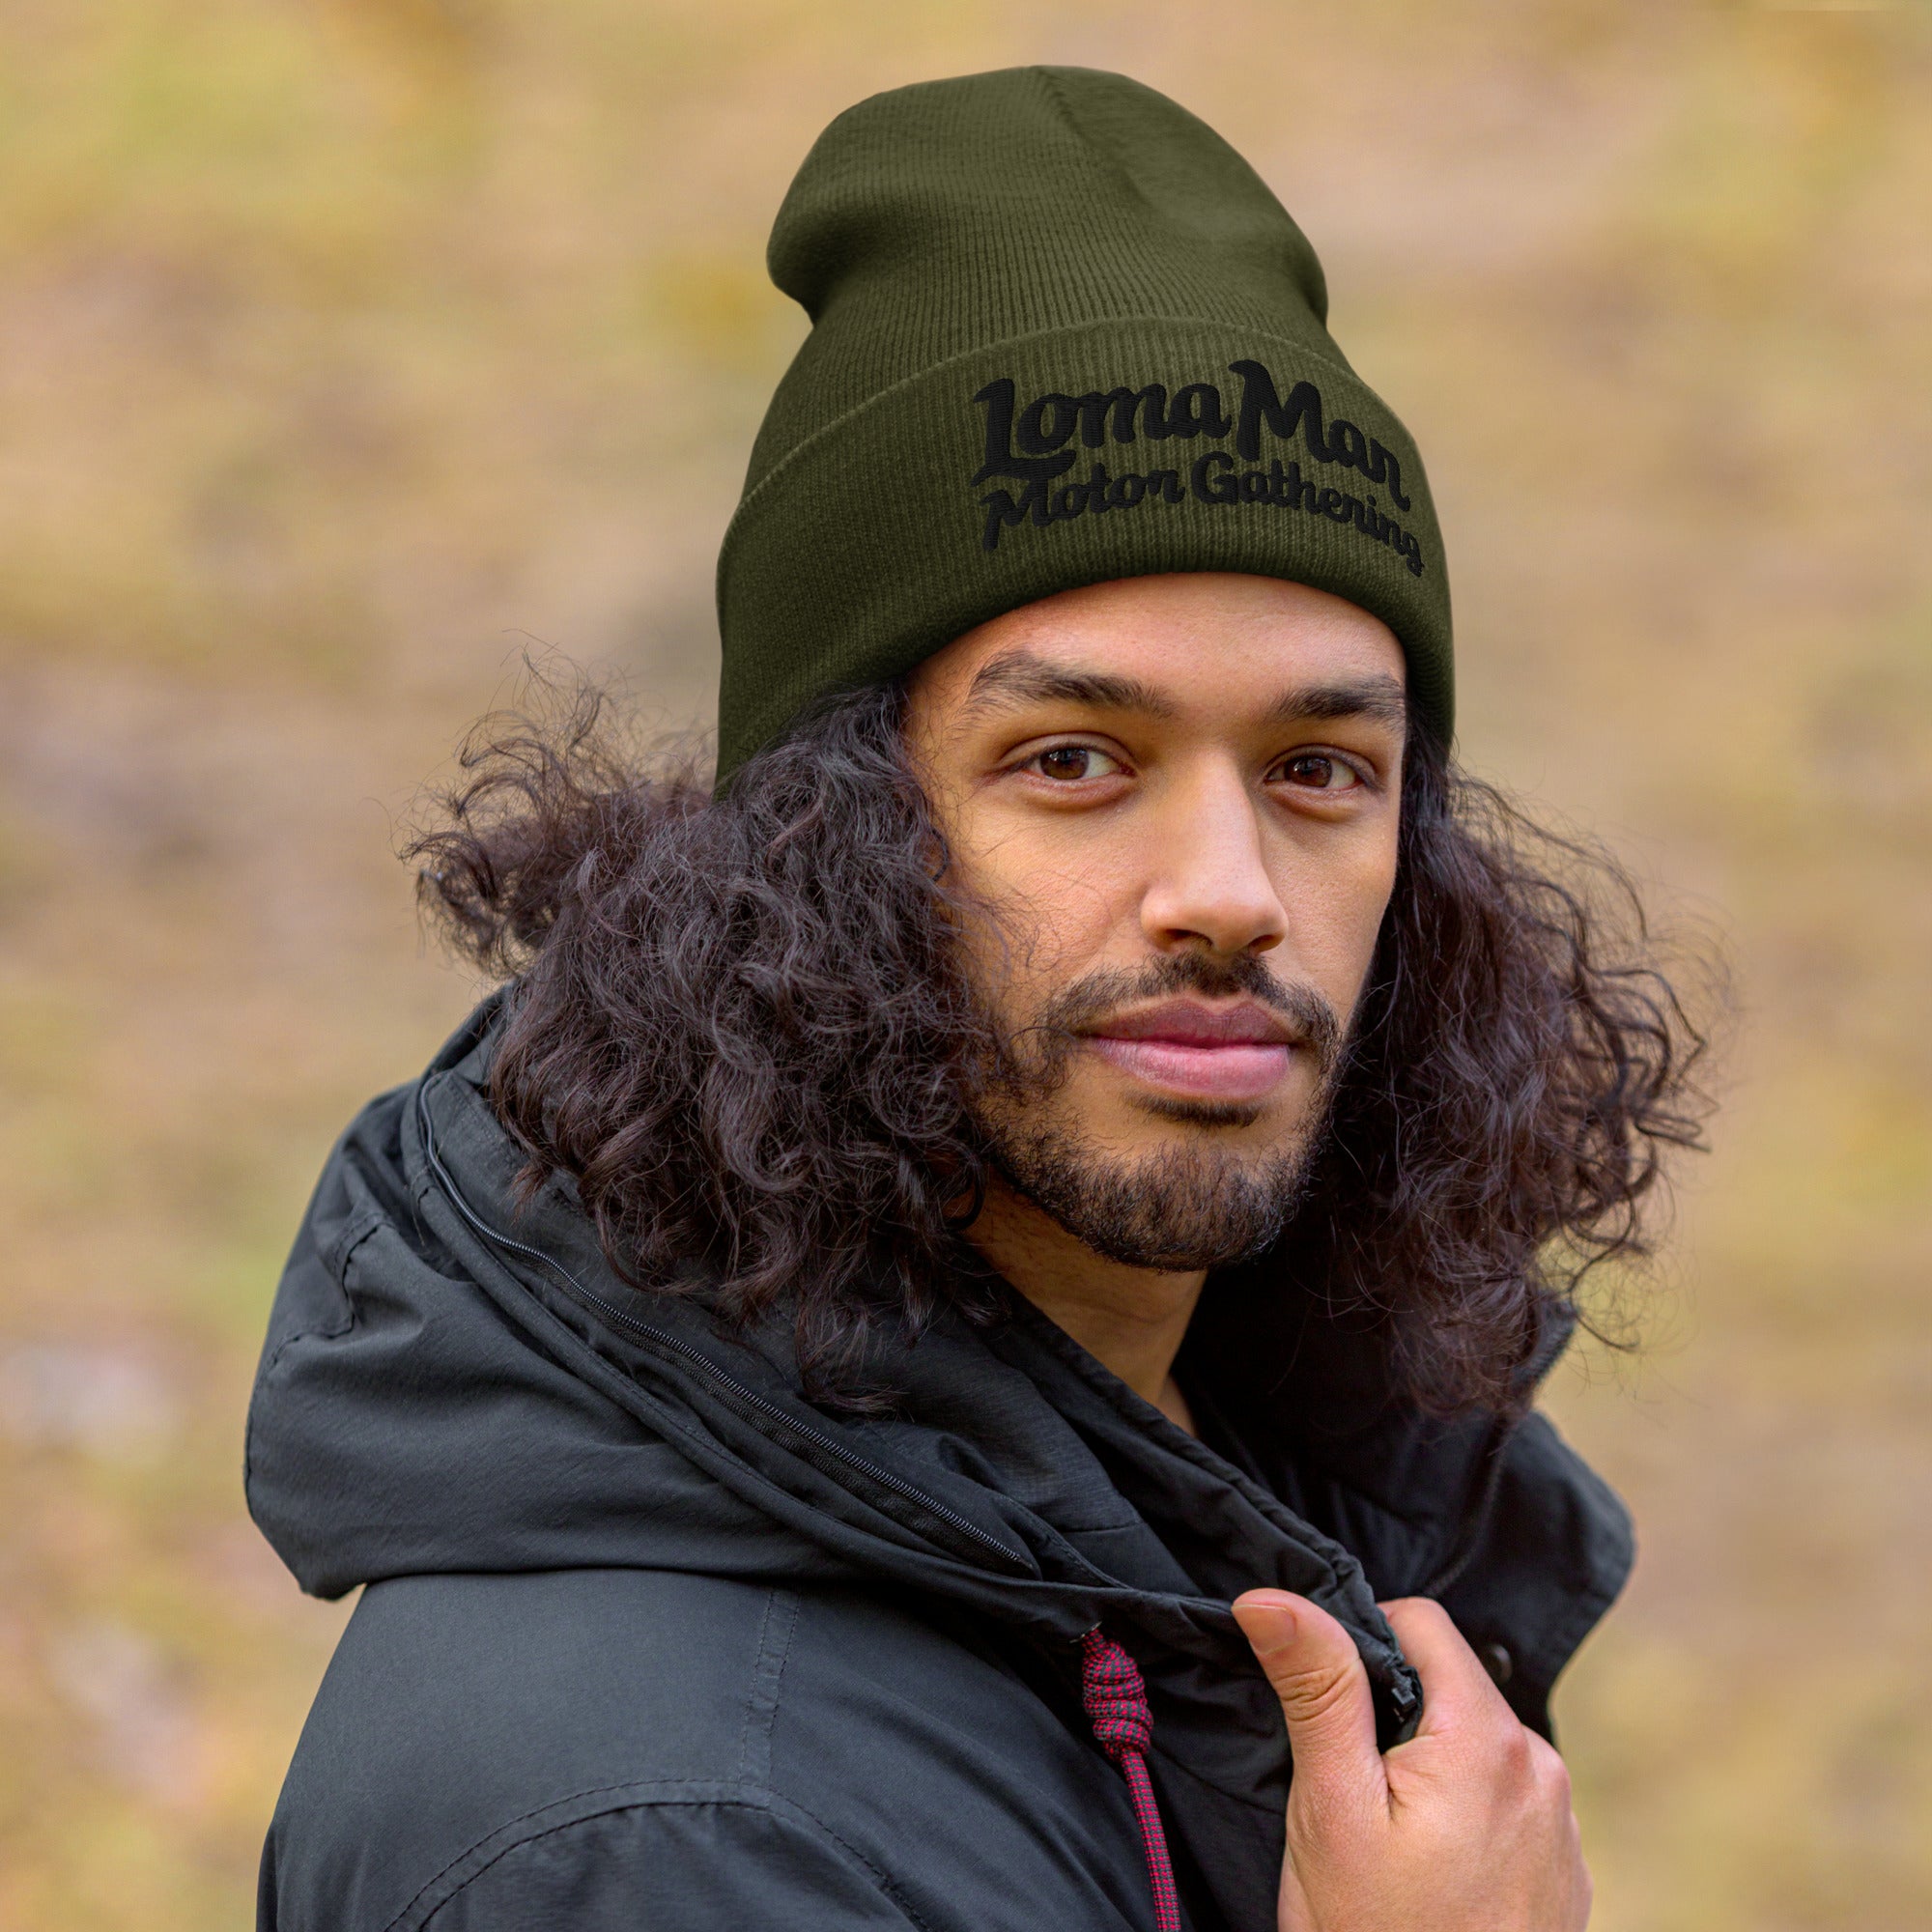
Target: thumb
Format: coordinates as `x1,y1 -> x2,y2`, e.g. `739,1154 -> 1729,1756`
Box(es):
1233,1591 -> 1383,1797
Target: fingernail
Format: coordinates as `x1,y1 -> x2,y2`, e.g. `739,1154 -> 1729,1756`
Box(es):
1234,1592 -> 1298,1645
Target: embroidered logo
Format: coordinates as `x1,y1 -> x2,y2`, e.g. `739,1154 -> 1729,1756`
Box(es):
972,359 -> 1425,577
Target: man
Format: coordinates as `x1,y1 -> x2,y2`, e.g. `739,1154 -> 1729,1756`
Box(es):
249,68 -> 1707,1931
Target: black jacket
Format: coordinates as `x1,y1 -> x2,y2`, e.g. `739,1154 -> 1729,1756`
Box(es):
248,1004 -> 1633,1931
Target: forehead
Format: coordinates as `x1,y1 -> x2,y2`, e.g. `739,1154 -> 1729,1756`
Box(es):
912,572 -> 1406,717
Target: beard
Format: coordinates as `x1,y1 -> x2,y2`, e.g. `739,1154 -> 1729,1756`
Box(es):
971,951 -> 1348,1272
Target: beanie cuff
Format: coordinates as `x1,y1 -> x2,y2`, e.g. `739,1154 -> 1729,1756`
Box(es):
716,316 -> 1452,778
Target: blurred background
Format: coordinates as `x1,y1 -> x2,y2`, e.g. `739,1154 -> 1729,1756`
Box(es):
1,2 -> 1927,1925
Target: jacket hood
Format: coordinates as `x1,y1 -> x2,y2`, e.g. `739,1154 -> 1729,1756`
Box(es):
248,999 -> 1631,1838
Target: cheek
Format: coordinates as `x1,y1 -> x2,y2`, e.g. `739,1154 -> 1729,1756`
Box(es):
1275,835 -> 1399,1010
1344,847 -> 1401,998
949,813 -> 1142,993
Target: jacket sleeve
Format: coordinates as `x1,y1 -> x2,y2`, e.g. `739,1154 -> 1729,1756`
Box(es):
415,1793 -> 924,1932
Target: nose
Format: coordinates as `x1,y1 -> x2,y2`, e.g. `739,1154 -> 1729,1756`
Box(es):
1138,759 -> 1288,958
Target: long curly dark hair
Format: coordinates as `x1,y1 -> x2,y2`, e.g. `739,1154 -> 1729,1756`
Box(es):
410,674 -> 1714,1413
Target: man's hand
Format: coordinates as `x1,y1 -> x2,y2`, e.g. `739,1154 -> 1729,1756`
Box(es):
1232,1591 -> 1590,1932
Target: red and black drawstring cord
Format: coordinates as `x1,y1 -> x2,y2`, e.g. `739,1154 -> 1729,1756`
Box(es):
1079,1628 -> 1181,1932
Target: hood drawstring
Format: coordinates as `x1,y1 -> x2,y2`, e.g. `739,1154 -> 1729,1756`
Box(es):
1080,1629 -> 1181,1932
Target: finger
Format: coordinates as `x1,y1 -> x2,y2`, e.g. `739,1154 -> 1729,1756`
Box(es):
1233,1590 -> 1383,1796
1378,1598 -> 1516,1736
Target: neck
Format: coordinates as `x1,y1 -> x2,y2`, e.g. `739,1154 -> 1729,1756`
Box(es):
966,1171 -> 1204,1435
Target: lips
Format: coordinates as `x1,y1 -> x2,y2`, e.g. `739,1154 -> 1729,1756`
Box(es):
1082,999 -> 1299,1103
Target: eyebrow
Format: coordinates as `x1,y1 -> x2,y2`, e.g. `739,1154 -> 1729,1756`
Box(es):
961,649 -> 1176,720
1263,673 -> 1409,733
960,648 -> 1408,734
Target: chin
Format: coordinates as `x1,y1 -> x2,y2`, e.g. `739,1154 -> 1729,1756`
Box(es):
1129,1094 -> 1274,1130
1100,1072 -> 1316,1143
1078,1097 -> 1321,1178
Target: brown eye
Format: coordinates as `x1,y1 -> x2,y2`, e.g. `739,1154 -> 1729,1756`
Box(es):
1277,753 -> 1360,791
1032,746 -> 1120,781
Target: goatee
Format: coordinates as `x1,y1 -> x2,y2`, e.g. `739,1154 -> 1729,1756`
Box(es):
974,952 -> 1347,1271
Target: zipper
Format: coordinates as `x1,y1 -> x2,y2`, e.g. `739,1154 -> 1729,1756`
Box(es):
412,1079 -> 1022,1570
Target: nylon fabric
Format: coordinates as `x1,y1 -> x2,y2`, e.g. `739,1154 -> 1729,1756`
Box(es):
249,1002 -> 1634,1930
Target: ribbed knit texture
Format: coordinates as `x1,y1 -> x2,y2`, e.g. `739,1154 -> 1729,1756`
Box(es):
716,67 -> 1452,778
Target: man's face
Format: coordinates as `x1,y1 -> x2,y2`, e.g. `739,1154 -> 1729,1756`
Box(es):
905,572 -> 1407,1271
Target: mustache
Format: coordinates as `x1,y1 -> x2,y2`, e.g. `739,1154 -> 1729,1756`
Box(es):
1021,952 -> 1345,1077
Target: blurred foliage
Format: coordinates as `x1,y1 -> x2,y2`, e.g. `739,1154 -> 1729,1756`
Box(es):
0,3 -> 1927,1926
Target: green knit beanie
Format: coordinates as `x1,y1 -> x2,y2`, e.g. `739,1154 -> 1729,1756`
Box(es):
715,66 -> 1452,779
